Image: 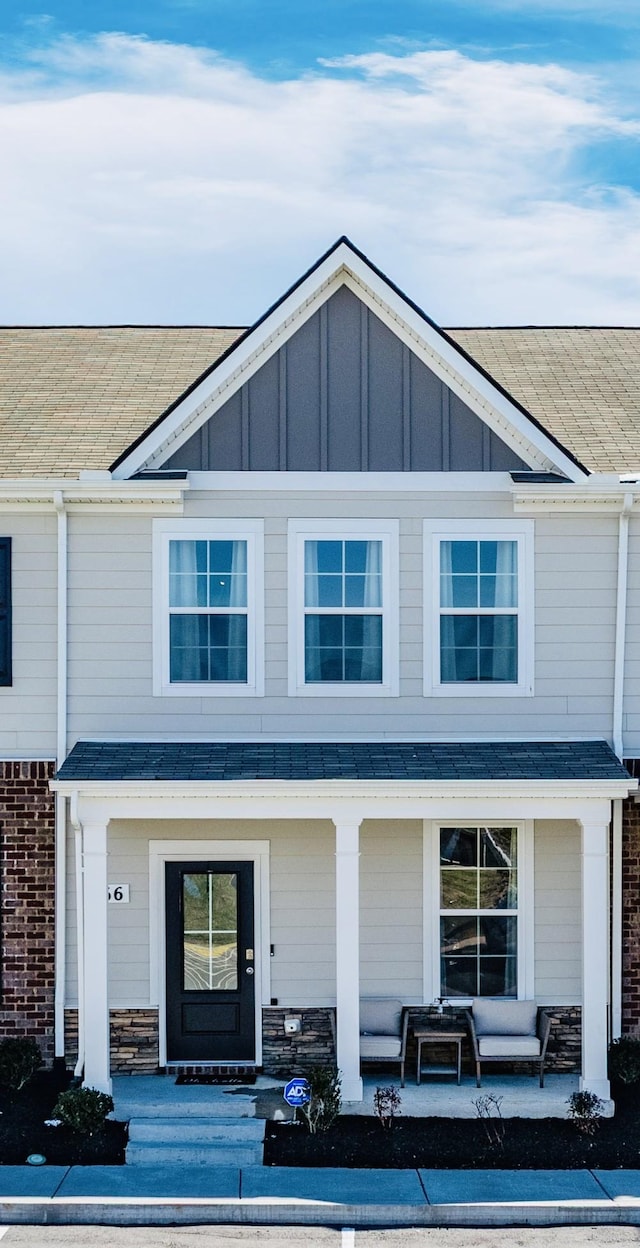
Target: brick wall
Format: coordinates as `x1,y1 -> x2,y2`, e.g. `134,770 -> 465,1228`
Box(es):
0,761 -> 56,1062
622,786 -> 640,1034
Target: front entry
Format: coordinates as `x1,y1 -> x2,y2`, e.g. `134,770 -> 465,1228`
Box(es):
165,861 -> 256,1062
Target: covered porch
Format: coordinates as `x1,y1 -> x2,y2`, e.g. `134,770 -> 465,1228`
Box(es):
109,1069 -> 586,1123
52,740 -> 635,1107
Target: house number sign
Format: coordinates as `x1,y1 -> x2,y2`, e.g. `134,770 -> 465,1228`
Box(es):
108,884 -> 130,903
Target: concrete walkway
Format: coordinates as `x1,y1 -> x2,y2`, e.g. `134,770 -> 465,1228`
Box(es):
1,1166 -> 640,1227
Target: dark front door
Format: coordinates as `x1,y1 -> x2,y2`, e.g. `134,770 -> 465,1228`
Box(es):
165,861 -> 255,1062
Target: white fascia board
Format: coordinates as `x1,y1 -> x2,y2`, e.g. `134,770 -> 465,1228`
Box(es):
112,240 -> 586,483
51,778 -> 635,804
0,479 -> 188,512
514,482 -> 639,513
187,471 -> 516,493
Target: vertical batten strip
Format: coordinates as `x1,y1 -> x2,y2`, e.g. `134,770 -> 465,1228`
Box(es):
441,386 -> 450,471
360,302 -> 369,471
402,344 -> 412,470
319,302 -> 329,470
279,347 -> 288,470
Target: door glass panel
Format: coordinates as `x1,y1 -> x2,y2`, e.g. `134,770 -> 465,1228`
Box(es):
182,872 -> 238,991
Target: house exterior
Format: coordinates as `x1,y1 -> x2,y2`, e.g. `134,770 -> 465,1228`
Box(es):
1,237 -> 640,1104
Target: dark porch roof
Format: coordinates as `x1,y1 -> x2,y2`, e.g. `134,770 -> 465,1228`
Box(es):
56,740 -> 631,783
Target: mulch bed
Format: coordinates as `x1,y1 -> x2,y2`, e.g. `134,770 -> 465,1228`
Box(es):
264,1083 -> 640,1170
0,1070 -> 127,1166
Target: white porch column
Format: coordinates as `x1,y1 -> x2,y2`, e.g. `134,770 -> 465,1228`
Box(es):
580,817 -> 611,1100
82,820 -> 112,1095
334,818 -> 363,1102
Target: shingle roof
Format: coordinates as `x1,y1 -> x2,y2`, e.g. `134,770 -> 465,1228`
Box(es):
0,326 -> 240,479
1,324 -> 640,478
451,328 -> 640,476
55,739 -> 631,783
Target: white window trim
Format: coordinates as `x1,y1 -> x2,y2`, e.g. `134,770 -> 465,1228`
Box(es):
149,839 -> 270,1068
287,518 -> 399,698
422,819 -> 535,1004
153,518 -> 264,697
423,518 -> 534,698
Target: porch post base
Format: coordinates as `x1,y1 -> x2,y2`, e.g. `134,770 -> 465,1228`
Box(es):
341,1075 -> 364,1103
579,1075 -> 611,1100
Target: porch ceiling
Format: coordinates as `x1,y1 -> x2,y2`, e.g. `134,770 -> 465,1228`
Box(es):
56,739 -> 630,783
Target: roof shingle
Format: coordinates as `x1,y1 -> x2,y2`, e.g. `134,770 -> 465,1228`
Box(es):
2,325 -> 640,478
55,739 -> 631,783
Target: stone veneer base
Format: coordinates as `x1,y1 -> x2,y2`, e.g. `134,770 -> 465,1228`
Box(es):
64,1005 -> 581,1076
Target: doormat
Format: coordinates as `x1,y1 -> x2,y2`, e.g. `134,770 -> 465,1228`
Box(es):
175,1072 -> 257,1086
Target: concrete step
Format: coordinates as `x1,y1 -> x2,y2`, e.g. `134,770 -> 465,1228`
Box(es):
113,1092 -> 257,1120
125,1139 -> 263,1167
128,1116 -> 265,1144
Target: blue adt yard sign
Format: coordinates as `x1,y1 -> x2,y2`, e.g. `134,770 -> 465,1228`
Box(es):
283,1077 -> 310,1107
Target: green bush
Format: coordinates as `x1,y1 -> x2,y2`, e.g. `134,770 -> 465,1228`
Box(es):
608,1036 -> 640,1085
53,1086 -> 114,1136
300,1066 -> 342,1135
0,1037 -> 42,1091
566,1089 -> 604,1135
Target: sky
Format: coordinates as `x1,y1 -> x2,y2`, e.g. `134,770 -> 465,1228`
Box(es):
1,1 -> 640,326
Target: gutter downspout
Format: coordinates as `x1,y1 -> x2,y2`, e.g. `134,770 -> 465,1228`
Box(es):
53,491 -> 67,1063
70,791 -> 85,1080
613,493 -> 633,760
612,798 -> 623,1039
612,492 -> 633,1041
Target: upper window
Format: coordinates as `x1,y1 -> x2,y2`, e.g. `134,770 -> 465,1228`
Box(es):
424,520 -> 533,697
288,519 -> 399,696
0,537 -> 11,687
153,520 -> 264,697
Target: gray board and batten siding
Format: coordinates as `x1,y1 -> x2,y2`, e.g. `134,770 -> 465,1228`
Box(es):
163,287 -> 528,474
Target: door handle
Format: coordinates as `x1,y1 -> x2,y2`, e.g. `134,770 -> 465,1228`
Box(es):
245,967 -> 254,976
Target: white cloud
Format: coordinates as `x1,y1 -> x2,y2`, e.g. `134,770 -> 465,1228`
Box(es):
0,35 -> 639,324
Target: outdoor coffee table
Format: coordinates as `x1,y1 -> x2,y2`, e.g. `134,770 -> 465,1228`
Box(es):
414,1028 -> 466,1085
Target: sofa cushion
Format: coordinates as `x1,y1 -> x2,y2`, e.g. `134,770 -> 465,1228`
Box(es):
472,998 -> 537,1037
360,998 -> 402,1037
478,1035 -> 541,1058
360,1036 -> 403,1059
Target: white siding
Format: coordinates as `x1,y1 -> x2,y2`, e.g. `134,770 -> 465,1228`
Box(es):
534,820 -> 581,1003
0,512 -> 57,757
65,492 -> 620,745
65,815 -> 582,1010
360,820 -> 423,1000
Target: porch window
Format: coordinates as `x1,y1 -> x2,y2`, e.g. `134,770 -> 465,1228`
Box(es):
440,825 -> 518,997
153,519 -> 264,697
288,519 -> 399,696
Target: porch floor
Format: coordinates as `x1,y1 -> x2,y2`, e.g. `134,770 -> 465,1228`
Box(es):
355,1072 -> 591,1118
111,1071 -> 596,1123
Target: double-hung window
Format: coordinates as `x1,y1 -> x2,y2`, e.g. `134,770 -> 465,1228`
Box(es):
288,519 -> 399,696
153,519 -> 264,697
425,821 -> 534,1001
424,520 -> 533,697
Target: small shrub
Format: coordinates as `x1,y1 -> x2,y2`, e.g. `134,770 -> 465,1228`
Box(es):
299,1066 -> 342,1135
53,1086 -> 114,1136
608,1036 -> 640,1086
373,1085 -> 402,1130
566,1089 -> 604,1135
473,1093 -> 505,1149
0,1037 -> 42,1092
